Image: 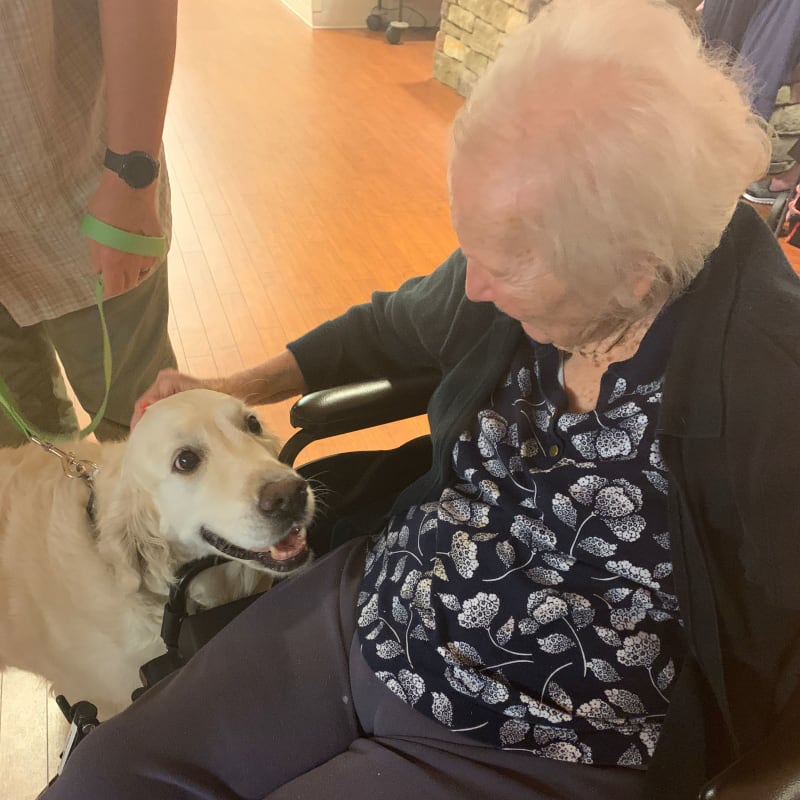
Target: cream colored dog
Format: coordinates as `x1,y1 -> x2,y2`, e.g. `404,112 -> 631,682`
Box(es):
0,389 -> 314,718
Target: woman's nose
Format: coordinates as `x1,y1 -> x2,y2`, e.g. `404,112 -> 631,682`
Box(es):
464,261 -> 493,302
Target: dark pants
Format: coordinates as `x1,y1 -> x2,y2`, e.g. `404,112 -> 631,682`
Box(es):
40,538 -> 647,800
703,0 -> 800,120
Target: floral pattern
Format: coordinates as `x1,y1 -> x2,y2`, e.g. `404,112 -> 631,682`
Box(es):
359,313 -> 684,767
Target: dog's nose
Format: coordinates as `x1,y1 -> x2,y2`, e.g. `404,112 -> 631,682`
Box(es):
258,476 -> 308,519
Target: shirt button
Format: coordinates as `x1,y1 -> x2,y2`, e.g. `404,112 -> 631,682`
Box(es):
548,444 -> 560,457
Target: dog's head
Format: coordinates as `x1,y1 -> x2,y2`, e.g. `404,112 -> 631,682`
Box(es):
97,389 -> 315,593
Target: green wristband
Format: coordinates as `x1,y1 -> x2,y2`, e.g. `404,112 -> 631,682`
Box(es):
80,213 -> 167,258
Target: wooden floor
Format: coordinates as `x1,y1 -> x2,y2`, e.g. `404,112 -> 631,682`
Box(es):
162,2 -> 460,453
781,233 -> 800,272
1,2 -> 461,795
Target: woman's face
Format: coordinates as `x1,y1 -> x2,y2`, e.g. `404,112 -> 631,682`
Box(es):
450,154 -> 594,349
462,251 -> 591,346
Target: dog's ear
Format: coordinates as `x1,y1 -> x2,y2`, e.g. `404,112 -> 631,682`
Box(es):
95,481 -> 175,596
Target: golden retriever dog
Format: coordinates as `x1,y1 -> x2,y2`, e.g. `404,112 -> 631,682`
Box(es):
0,389 -> 314,718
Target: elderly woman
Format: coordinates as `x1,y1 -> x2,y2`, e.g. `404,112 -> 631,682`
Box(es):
43,1 -> 800,799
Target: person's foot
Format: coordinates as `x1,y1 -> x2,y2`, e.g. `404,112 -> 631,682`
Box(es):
743,179 -> 783,204
768,162 -> 800,192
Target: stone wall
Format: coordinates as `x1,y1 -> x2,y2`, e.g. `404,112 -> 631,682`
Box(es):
433,0 -> 700,96
433,0 -> 538,97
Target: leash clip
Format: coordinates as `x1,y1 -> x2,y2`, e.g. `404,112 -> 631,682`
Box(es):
30,435 -> 99,482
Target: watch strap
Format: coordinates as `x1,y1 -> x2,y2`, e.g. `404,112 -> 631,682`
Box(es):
103,148 -> 126,173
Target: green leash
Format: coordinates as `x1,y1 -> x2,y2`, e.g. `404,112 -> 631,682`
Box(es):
0,276 -> 112,442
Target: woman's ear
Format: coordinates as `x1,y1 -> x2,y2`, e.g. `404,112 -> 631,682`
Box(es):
633,274 -> 654,301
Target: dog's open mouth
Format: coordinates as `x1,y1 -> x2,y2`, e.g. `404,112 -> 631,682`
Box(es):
200,526 -> 310,573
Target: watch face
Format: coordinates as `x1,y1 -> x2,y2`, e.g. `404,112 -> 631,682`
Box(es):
120,152 -> 159,189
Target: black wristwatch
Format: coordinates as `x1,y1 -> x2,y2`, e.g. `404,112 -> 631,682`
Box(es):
103,148 -> 160,189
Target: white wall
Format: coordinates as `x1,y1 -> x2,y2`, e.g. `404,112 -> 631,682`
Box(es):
281,0 -> 441,30
281,0 -> 313,26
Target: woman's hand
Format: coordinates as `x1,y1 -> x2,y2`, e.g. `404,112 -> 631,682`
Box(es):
132,351 -> 309,429
131,369 -> 220,428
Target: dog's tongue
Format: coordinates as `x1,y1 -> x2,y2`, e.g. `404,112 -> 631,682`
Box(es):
253,528 -> 307,562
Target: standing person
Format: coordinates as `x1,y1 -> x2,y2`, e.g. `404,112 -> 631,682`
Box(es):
701,0 -> 800,200
44,1 -> 800,800
0,0 -> 178,445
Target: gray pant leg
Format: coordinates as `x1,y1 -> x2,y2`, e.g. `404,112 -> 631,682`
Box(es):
46,264 -> 176,441
0,303 -> 78,447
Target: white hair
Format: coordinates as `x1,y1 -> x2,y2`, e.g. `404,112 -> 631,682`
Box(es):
450,0 -> 771,337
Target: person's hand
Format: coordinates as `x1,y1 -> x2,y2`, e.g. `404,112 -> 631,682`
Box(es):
131,369 -> 219,429
86,171 -> 163,298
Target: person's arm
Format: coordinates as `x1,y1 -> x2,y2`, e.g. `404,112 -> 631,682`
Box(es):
133,250 -> 475,424
221,350 -> 310,405
100,0 -> 177,157
87,0 -> 178,298
285,250 -> 473,390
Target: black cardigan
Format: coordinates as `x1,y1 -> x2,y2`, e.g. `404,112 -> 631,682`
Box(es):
289,203 -> 800,799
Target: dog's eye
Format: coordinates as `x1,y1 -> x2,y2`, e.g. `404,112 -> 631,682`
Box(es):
245,414 -> 262,435
173,449 -> 202,474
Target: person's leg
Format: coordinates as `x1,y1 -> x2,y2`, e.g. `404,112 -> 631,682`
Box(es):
40,537 -> 369,800
263,636 -> 647,800
266,741 -> 646,800
736,0 -> 800,121
45,264 -> 177,442
265,740 -> 646,800
701,0 -> 764,51
0,303 -> 78,447
767,160 -> 800,192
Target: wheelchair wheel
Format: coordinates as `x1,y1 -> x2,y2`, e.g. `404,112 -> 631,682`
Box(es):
766,189 -> 792,237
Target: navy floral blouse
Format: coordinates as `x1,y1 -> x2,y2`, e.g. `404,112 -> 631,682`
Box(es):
357,310 -> 685,767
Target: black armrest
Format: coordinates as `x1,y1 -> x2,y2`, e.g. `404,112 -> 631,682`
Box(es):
700,743 -> 800,800
280,373 -> 439,465
700,708 -> 800,799
290,373 -> 439,435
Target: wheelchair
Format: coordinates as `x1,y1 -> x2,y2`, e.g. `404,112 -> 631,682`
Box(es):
765,173 -> 800,238
52,374 -> 798,800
